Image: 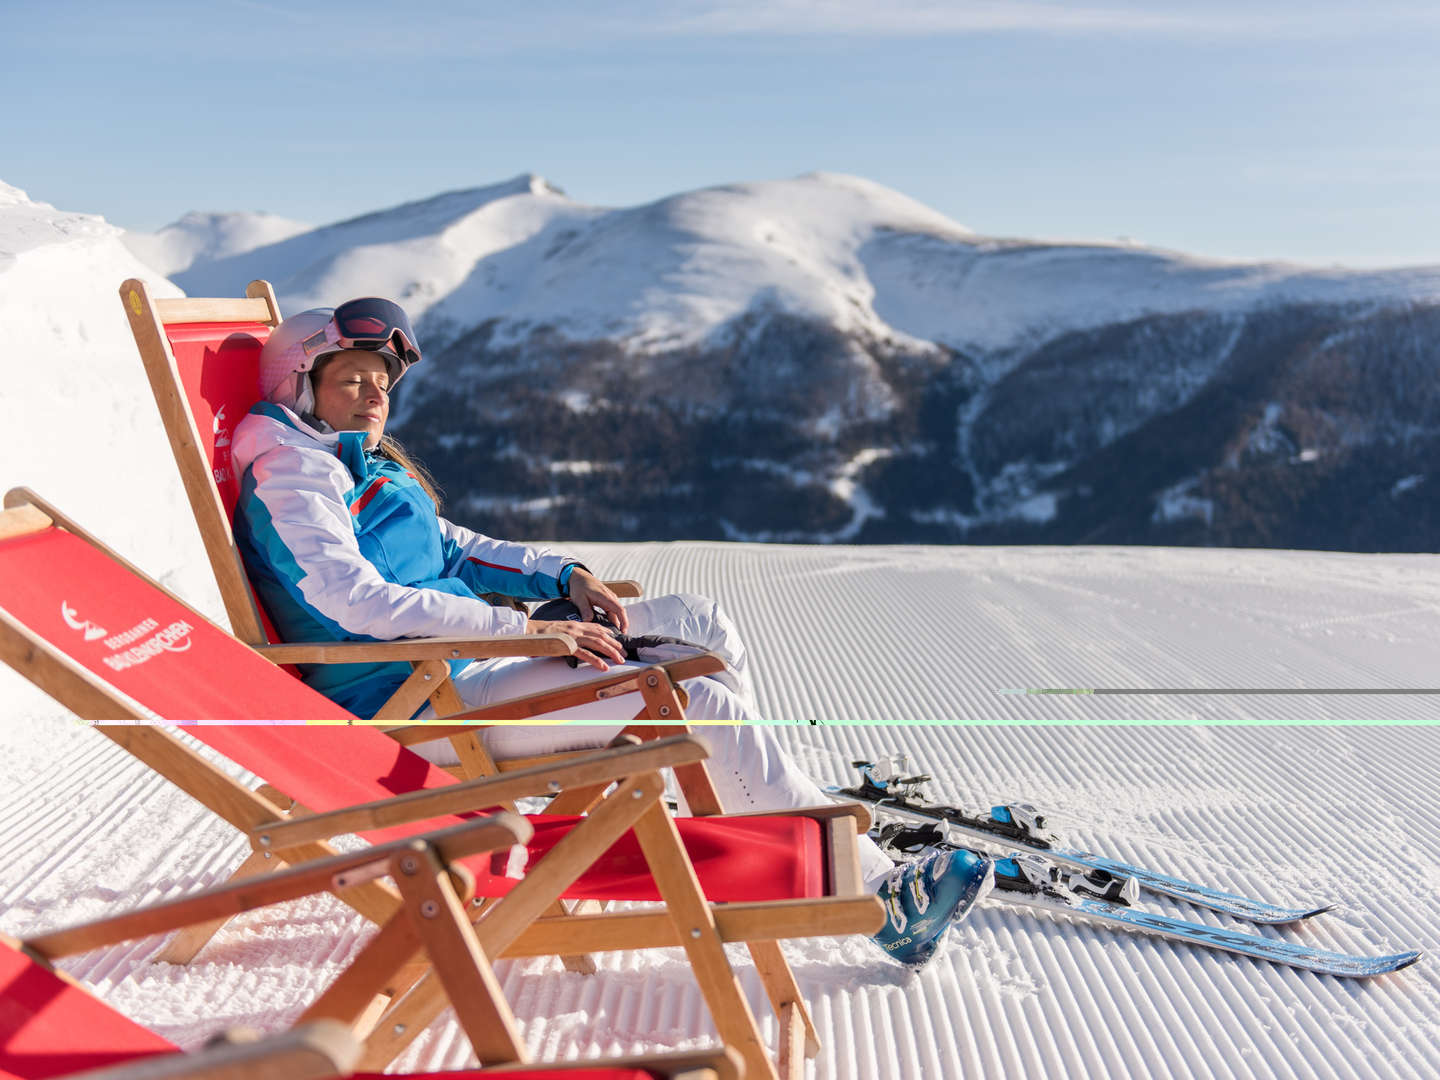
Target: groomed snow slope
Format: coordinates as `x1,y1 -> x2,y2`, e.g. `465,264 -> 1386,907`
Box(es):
2,541 -> 1438,1080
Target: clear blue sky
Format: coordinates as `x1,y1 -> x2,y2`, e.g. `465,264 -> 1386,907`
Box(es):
6,1 -> 1439,265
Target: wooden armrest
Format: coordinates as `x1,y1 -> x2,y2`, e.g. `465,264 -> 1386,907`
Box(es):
479,1048 -> 740,1079
384,724 -> 479,748
604,578 -> 643,599
381,653 -> 728,742
505,896 -> 886,955
249,734 -> 710,851
252,633 -> 576,664
61,1021 -> 361,1080
25,814 -> 532,960
437,652 -> 727,723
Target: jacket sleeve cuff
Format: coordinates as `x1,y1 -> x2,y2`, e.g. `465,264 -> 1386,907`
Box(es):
494,606 -> 531,635
557,562 -> 588,596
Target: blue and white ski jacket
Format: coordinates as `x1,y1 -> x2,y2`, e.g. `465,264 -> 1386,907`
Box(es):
230,402 -> 580,719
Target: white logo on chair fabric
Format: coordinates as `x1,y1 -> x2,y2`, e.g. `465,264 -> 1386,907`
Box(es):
100,620 -> 194,670
64,612 -> 197,671
60,602 -> 107,642
212,405 -> 234,487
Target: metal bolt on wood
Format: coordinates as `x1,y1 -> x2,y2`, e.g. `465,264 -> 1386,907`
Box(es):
399,855 -> 419,875
420,900 -> 439,919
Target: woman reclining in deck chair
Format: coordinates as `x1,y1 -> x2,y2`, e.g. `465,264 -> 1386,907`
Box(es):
230,296 -> 994,969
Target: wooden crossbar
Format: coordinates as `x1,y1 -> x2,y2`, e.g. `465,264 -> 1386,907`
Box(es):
67,1021 -> 361,1080
0,502 -> 51,541
151,295 -> 277,324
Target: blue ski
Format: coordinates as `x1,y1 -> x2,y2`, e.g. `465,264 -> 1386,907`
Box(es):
828,761 -> 1331,925
987,855 -> 1419,979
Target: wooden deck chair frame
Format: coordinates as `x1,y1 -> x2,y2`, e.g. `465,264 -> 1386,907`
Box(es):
10,814 -> 743,1080
118,277 -> 645,726
107,726 -> 874,1080
0,494 -> 882,1080
37,720 -> 872,1079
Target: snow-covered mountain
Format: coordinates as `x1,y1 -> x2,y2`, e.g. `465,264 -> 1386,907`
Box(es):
122,209 -> 310,276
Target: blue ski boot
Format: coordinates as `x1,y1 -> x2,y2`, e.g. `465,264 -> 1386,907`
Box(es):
872,847 -> 994,968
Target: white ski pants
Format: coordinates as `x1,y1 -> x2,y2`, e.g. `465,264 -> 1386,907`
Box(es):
418,591 -> 895,890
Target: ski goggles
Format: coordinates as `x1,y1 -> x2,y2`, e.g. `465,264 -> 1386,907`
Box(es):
301,297 -> 423,378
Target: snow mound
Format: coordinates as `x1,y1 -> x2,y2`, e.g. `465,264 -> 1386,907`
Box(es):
0,181 -> 122,259
0,178 -> 220,655
0,180 -> 35,207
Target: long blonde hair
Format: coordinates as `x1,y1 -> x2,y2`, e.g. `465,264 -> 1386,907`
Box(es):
377,434 -> 444,512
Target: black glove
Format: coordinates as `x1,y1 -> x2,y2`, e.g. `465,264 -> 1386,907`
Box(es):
531,598 -> 706,668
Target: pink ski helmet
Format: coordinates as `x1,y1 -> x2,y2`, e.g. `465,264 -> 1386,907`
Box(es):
260,297 -> 422,413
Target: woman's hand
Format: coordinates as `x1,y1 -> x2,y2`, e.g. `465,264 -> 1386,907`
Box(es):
566,567 -> 630,633
527,617 -> 626,670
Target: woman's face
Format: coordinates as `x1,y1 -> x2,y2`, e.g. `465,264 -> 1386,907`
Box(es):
312,350 -> 390,448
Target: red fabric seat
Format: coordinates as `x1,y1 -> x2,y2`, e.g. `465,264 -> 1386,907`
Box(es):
0,525 -> 352,723
163,319 -> 294,649
0,942 -> 173,1079
161,321 -> 270,517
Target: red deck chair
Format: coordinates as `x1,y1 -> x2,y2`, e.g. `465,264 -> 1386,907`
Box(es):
0,492 -> 881,1080
3,815 -> 742,1080
118,276 -> 644,730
